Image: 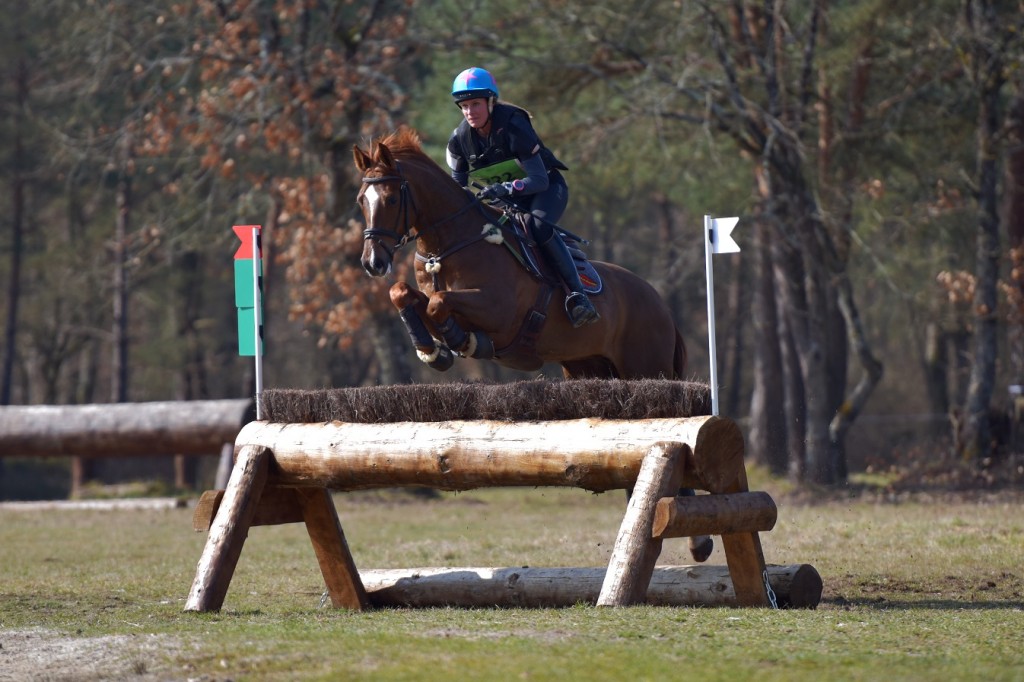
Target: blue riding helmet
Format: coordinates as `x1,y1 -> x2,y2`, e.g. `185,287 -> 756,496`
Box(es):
452,67 -> 499,104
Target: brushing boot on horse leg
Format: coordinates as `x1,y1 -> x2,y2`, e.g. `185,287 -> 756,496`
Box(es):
539,232 -> 600,328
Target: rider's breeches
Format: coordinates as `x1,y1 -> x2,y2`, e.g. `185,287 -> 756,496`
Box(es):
525,182 -> 568,244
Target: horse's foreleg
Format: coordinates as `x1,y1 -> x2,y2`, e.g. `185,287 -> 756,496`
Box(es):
426,291 -> 495,360
389,283 -> 454,371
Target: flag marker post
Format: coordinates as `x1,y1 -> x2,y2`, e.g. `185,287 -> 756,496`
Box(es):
704,215 -> 740,417
233,225 -> 264,419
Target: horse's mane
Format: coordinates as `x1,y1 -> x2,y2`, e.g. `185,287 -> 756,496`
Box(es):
377,126 -> 432,164
374,126 -> 461,191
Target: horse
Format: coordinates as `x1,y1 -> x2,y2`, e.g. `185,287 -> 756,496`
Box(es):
353,127 -> 687,380
352,127 -> 712,563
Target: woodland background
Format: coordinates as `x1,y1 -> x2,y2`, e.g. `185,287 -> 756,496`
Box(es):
2,1 -> 1024,488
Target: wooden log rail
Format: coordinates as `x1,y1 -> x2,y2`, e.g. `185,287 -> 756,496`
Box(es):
187,415 -> 819,612
233,415 -> 745,493
360,564 -> 822,609
0,399 -> 254,458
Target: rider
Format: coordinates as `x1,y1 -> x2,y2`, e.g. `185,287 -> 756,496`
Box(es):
445,67 -> 600,328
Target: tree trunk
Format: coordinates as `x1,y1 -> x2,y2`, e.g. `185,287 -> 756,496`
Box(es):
829,272 -> 883,482
722,259 -> 747,417
747,216 -> 788,475
923,322 -> 950,414
1003,88 -> 1024,381
960,1 -> 1004,461
111,143 -> 131,403
2,57 -> 27,406
177,250 -> 209,402
772,227 -> 811,481
175,249 -> 208,490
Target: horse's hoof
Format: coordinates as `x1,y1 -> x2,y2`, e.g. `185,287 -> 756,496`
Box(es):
428,346 -> 455,371
688,536 -> 714,563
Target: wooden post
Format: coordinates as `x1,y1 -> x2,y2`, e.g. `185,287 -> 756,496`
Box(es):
184,444 -> 269,612
597,442 -> 686,606
296,488 -> 369,610
718,468 -> 773,607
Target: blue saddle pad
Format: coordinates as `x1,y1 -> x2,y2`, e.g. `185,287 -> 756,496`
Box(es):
564,240 -> 603,295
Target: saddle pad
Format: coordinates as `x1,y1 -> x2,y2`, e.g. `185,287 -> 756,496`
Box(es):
565,241 -> 603,295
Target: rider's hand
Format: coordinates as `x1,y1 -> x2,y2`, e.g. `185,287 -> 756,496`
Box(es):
479,182 -> 512,200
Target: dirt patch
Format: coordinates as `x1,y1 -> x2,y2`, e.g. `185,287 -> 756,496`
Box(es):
0,628 -> 182,681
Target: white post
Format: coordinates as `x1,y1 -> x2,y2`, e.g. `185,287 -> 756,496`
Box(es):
251,226 -> 263,420
704,215 -> 720,416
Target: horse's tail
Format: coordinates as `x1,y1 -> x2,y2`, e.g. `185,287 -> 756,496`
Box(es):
673,328 -> 687,379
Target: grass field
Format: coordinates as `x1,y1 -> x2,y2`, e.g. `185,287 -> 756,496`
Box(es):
1,479 -> 1022,681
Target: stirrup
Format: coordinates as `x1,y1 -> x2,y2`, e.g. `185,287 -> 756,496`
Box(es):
565,292 -> 600,328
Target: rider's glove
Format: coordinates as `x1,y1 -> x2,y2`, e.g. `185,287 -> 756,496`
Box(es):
479,182 -> 513,200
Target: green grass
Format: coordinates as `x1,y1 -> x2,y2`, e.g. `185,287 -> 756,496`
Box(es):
1,486 -> 1022,680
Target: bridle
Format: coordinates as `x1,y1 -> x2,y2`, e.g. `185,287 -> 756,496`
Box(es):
360,165 -> 418,261
360,161 -> 491,261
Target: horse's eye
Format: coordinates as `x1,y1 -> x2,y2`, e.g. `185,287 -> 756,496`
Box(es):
385,196 -> 398,206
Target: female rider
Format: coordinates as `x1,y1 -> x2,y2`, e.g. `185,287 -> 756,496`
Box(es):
445,67 -> 599,328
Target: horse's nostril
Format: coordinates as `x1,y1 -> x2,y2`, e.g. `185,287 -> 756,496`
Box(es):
361,251 -> 390,277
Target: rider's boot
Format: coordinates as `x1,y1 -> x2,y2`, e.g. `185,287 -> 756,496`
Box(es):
539,233 -> 600,328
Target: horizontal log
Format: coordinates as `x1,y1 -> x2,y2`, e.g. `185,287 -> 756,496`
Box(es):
238,415 -> 745,493
0,399 -> 253,458
652,491 -> 777,539
192,487 -> 305,531
360,564 -> 822,609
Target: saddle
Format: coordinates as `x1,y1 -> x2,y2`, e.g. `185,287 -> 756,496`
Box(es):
499,212 -> 603,294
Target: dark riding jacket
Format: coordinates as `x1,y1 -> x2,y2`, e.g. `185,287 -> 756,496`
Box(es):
446,103 -> 568,201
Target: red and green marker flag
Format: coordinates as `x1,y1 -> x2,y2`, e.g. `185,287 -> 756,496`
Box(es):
234,225 -> 264,420
233,225 -> 263,356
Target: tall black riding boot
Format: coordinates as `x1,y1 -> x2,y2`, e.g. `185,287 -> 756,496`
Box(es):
539,233 -> 600,327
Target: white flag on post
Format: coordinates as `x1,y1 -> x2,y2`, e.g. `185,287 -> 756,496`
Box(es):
704,215 -> 741,417
709,216 -> 741,254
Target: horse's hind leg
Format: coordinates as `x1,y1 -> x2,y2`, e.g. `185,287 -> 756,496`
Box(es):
677,488 -> 714,562
389,282 -> 454,371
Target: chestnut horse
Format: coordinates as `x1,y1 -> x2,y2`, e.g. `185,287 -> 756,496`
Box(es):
354,128 -> 711,563
353,128 -> 688,380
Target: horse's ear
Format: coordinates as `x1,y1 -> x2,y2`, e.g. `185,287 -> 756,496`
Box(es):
372,141 -> 396,171
353,145 -> 373,173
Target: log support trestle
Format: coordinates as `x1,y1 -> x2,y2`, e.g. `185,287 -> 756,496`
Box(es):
185,415 -> 817,612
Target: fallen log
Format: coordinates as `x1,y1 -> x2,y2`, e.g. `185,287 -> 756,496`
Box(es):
360,564 -> 822,609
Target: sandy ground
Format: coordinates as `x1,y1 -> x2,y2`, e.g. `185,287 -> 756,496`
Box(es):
0,628 -> 184,682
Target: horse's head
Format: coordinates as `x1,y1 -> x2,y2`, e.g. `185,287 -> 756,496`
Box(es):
353,138 -> 411,277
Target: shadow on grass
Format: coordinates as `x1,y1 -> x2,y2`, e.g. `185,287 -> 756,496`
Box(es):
826,596 -> 1024,611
